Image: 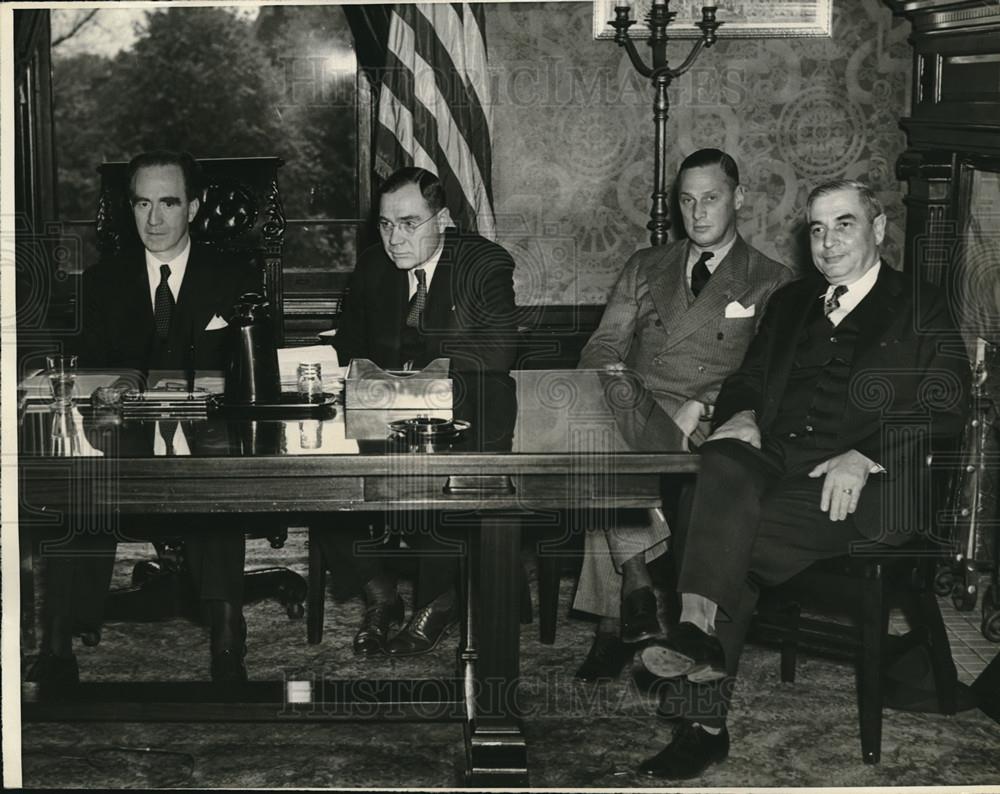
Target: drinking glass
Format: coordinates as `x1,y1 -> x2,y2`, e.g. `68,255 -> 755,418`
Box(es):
46,354 -> 78,405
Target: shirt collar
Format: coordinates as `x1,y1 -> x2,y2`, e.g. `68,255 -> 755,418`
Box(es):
687,235 -> 738,275
145,238 -> 192,305
408,229 -> 450,290
823,260 -> 881,301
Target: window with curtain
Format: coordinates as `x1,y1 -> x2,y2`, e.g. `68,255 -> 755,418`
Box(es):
49,5 -> 369,312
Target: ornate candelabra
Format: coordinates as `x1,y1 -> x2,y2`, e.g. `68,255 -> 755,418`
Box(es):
609,2 -> 722,246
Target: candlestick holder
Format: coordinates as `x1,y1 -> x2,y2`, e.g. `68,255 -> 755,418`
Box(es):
609,2 -> 722,245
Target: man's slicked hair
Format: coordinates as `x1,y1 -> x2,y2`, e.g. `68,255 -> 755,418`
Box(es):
127,150 -> 202,202
679,148 -> 740,188
806,179 -> 884,222
377,167 -> 446,214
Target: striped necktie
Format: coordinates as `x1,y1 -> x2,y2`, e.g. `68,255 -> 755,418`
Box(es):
154,264 -> 174,340
405,268 -> 427,328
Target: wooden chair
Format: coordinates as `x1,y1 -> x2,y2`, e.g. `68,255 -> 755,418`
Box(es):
96,155 -> 287,344
752,451 -> 961,764
91,156 -> 306,631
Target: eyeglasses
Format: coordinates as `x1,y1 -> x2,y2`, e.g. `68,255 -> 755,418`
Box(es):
377,209 -> 442,237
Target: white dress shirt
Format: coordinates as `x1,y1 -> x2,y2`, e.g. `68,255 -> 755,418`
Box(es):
145,238 -> 192,310
823,261 -> 881,327
153,420 -> 191,456
687,235 -> 738,277
407,238 -> 446,300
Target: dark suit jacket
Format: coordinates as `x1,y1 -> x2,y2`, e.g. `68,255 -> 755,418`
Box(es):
78,243 -> 259,371
579,235 -> 795,423
713,264 -> 969,541
333,227 -> 517,374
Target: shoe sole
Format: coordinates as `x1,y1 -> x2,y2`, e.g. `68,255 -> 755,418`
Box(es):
639,646 -> 727,683
639,645 -> 696,679
686,664 -> 727,684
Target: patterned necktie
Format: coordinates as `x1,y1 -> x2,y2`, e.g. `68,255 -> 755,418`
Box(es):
690,251 -> 715,297
154,264 -> 174,340
823,284 -> 848,317
405,268 -> 427,328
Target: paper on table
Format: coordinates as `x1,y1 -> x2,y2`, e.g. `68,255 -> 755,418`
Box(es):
277,345 -> 346,390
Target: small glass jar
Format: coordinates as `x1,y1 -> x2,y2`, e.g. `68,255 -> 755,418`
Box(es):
296,362 -> 323,403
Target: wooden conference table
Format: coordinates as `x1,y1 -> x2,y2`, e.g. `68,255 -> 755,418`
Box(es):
19,368 -> 698,785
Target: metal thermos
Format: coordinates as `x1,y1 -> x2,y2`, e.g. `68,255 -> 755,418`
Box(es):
225,293 -> 281,404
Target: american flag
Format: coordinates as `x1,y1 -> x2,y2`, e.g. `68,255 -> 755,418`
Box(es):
374,3 -> 495,239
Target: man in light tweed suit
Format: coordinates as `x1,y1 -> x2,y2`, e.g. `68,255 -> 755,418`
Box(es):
572,149 -> 796,680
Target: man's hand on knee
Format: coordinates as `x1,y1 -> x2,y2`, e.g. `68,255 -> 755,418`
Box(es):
809,449 -> 875,521
705,410 -> 761,448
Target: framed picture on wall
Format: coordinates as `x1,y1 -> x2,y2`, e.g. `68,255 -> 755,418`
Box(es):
593,0 -> 833,39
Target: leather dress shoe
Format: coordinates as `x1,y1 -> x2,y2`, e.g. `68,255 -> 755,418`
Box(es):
621,586 -> 661,643
210,648 -> 248,684
26,651 -> 79,686
638,621 -> 726,683
353,595 -> 405,657
574,633 -> 634,682
638,722 -> 729,779
386,595 -> 458,656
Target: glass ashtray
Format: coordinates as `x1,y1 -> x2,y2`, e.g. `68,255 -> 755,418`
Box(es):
388,417 -> 471,451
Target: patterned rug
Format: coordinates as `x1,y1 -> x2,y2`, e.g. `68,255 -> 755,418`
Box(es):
18,532 -> 1000,788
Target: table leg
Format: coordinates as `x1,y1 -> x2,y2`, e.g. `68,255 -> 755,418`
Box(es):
462,514 -> 527,786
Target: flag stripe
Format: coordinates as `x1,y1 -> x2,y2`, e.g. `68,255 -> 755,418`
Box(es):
380,45 -> 482,234
374,1 -> 495,237
403,11 -> 493,216
382,14 -> 493,235
375,85 -> 433,175
407,3 -> 493,198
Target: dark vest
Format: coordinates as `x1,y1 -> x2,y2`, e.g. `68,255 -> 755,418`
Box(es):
770,295 -> 864,455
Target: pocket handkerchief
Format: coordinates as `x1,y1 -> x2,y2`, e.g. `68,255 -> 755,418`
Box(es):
724,301 -> 755,319
204,314 -> 229,331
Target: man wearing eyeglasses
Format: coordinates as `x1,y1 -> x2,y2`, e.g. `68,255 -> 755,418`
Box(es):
319,166 -> 517,658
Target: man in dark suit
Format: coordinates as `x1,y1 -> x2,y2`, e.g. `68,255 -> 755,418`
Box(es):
572,150 -> 795,681
634,179 -> 969,778
319,166 -> 517,657
32,150 -> 257,685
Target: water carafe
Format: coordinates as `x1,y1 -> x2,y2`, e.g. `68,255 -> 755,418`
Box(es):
225,292 -> 280,404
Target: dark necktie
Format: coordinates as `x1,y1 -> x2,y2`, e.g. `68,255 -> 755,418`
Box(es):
154,264 -> 174,340
824,284 -> 848,318
690,251 -> 715,297
405,268 -> 427,328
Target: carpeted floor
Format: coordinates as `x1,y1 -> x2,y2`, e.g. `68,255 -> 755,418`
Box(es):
17,532 -> 1000,789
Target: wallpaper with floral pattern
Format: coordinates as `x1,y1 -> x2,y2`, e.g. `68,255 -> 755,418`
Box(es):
486,0 -> 912,305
